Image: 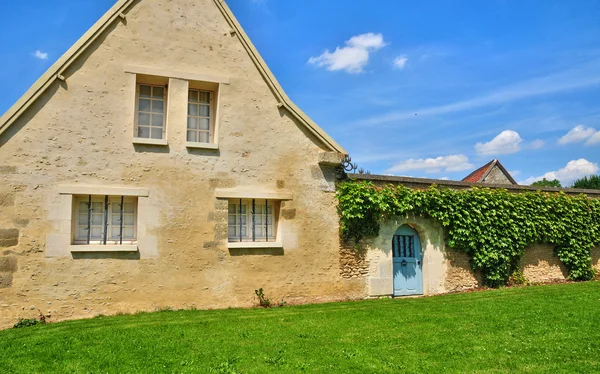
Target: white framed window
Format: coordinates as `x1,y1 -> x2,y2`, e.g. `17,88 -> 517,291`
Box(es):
135,84 -> 166,140
72,195 -> 137,245
228,199 -> 277,242
187,89 -> 212,143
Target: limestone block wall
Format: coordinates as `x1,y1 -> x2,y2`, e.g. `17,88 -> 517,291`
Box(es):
520,244 -> 568,283
0,0 -> 366,329
482,165 -> 513,185
364,215 -> 446,296
358,214 -> 600,297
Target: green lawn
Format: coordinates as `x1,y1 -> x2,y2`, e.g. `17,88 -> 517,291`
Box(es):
1,282 -> 599,373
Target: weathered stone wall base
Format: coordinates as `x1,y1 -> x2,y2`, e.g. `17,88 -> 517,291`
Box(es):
444,248 -> 481,292
521,244 -> 567,283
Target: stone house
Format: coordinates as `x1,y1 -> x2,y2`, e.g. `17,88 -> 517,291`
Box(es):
0,0 -> 362,328
1,0 -> 599,328
462,159 -> 517,185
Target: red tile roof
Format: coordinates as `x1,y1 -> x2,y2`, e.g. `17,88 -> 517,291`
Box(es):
462,160 -> 495,183
462,159 -> 518,185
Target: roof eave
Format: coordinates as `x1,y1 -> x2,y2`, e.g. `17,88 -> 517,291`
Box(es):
0,0 -> 136,137
212,0 -> 347,154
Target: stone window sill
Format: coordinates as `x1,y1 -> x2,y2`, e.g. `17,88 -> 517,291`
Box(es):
186,142 -> 218,150
227,242 -> 283,249
133,138 -> 168,146
69,245 -> 138,253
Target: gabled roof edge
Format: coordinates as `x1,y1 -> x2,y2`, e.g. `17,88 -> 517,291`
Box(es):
1,0 -> 347,155
478,159 -> 499,182
462,159 -> 495,183
212,0 -> 347,154
492,159 -> 518,185
0,0 -> 136,137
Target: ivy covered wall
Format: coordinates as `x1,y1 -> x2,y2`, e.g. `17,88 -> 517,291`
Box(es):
337,181 -> 600,287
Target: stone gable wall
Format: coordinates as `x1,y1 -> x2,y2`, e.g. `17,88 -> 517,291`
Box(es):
0,0 -> 363,329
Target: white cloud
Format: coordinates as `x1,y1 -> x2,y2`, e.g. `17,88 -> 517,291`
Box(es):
358,58 -> 600,126
529,139 -> 545,149
475,130 -> 523,156
33,50 -> 48,60
393,55 -> 408,69
308,33 -> 386,74
521,159 -> 599,186
386,154 -> 473,174
558,125 -> 597,145
509,170 -> 521,177
586,131 -> 600,145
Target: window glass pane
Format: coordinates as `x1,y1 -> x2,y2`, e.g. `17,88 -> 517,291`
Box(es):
111,227 -> 121,239
124,203 -> 134,214
92,214 -> 103,225
228,228 -> 237,238
187,117 -> 198,129
151,127 -> 163,139
138,99 -> 151,112
91,227 -> 103,239
198,132 -> 210,143
111,214 -> 120,225
79,201 -> 88,211
189,90 -> 198,102
151,114 -> 164,127
92,202 -> 103,211
199,105 -> 210,117
139,85 -> 151,98
78,214 -> 88,225
187,130 -> 197,142
228,215 -> 237,225
123,227 -> 135,239
152,86 -> 164,98
138,112 -> 150,126
199,91 -> 210,103
124,215 -> 134,226
138,126 -> 150,138
188,103 -> 199,116
151,100 -> 164,113
198,118 -> 210,131
78,227 -> 88,239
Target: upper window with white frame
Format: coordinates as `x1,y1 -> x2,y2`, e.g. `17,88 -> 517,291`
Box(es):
187,89 -> 212,143
136,84 -> 166,140
72,195 -> 137,245
228,199 -> 278,242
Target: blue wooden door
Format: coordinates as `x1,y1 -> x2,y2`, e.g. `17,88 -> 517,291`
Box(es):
392,225 -> 423,296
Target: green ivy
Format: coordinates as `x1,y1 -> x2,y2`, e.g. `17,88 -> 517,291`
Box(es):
337,181 -> 600,287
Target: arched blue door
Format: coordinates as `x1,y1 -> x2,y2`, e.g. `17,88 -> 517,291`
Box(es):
392,225 -> 423,296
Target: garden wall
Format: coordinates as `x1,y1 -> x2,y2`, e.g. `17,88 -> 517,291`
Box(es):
345,217 -> 600,297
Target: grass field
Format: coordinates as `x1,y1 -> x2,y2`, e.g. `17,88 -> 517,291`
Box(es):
1,282 -> 599,373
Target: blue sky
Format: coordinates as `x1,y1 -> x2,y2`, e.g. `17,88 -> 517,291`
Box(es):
1,0 -> 599,186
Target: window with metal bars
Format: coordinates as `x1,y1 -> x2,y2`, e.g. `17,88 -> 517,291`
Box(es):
227,199 -> 277,242
392,235 -> 415,258
73,195 -> 137,245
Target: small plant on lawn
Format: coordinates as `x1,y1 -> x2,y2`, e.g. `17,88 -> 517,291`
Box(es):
255,288 -> 271,308
13,309 -> 49,329
209,357 -> 241,374
265,350 -> 286,367
508,269 -> 529,286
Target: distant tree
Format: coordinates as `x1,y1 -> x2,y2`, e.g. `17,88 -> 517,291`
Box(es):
531,178 -> 562,188
572,175 -> 600,190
